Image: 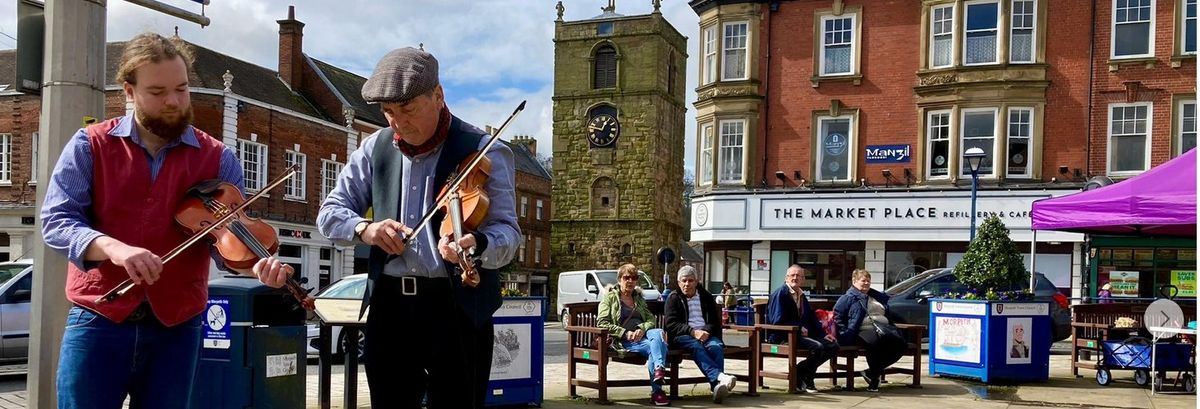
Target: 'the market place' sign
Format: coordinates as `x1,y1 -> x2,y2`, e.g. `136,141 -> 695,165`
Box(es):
761,196 -> 1038,229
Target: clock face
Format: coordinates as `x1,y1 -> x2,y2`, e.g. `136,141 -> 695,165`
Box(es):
587,114 -> 620,147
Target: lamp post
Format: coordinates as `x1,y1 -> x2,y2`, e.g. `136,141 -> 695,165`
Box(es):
964,147 -> 986,241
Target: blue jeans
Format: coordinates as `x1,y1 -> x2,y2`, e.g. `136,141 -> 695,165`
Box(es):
622,328 -> 668,393
671,335 -> 725,385
57,306 -> 202,409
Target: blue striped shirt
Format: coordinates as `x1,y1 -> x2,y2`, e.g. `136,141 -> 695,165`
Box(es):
40,115 -> 245,270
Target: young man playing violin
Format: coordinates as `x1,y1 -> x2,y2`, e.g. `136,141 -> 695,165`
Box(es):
40,33 -> 291,409
317,47 -> 521,409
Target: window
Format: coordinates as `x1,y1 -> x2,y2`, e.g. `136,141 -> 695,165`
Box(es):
960,108 -> 997,177
1178,99 -> 1196,155
1010,0 -> 1036,63
518,235 -> 527,263
520,196 -> 529,218
927,110 -> 952,179
816,116 -> 853,182
236,139 -> 267,191
1185,0 -> 1198,55
1107,103 -> 1151,174
964,1 -> 1000,65
321,159 -> 343,200
722,22 -> 749,81
29,132 -> 38,184
535,237 -> 543,264
284,150 -> 306,200
1006,107 -> 1034,178
703,26 -> 718,85
593,45 -> 617,89
820,14 -> 856,76
0,134 -> 10,183
536,199 -> 544,220
718,119 -> 745,184
931,4 -> 955,68
698,125 -> 714,186
1112,0 -> 1154,58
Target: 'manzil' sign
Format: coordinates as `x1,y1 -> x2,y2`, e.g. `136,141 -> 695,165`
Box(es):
865,144 -> 911,163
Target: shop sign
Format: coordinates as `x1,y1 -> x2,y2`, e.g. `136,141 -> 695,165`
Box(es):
865,144 -> 911,163
1172,270 -> 1196,297
762,196 -> 1037,229
1104,270 -> 1140,297
278,228 -> 311,239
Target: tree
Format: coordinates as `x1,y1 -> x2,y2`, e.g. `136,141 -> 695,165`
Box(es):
680,170 -> 694,241
537,154 -> 553,174
955,215 -> 1028,293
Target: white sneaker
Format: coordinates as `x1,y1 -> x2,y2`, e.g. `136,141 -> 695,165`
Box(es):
720,373 -> 737,391
712,381 -> 730,403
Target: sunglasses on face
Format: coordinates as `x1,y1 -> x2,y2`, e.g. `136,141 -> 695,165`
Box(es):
620,276 -> 637,281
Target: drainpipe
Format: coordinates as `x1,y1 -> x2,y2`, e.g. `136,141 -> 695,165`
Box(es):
761,0 -> 777,187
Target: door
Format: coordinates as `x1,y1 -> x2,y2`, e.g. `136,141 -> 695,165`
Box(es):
0,270 -> 31,360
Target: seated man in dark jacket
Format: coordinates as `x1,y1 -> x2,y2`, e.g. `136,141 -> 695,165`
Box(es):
766,264 -> 839,393
664,266 -> 737,403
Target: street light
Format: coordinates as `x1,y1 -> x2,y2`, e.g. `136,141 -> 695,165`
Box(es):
964,147 -> 986,241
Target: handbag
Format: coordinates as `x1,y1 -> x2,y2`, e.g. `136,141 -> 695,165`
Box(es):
859,297 -> 902,345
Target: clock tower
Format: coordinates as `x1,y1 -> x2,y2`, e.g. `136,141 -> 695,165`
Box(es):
550,1 -> 687,286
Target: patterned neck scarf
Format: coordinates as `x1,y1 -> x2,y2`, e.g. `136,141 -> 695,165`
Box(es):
395,105 -> 451,157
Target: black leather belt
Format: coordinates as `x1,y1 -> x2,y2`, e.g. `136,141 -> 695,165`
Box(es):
126,301 -> 157,324
379,275 -> 450,296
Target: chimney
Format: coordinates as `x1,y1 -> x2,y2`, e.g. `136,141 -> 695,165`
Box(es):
277,5 -> 305,90
513,135 -> 537,156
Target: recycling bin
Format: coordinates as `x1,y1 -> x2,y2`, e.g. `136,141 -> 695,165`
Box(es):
191,275 -> 308,408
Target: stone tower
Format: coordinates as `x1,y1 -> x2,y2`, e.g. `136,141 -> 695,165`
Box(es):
550,1 -> 687,286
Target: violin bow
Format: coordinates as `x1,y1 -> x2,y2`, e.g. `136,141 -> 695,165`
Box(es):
97,164 -> 302,304
402,100 -> 527,247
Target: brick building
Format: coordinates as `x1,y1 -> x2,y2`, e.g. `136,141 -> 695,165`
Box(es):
0,7 -> 389,291
687,0 -> 1113,298
503,134 -> 553,296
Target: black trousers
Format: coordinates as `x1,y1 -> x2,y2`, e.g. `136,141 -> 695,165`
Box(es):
467,318 -> 495,408
793,336 -> 839,380
365,275 -> 472,409
858,335 -> 907,378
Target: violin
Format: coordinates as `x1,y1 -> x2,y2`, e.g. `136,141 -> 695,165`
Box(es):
98,165 -> 315,311
402,101 -> 526,287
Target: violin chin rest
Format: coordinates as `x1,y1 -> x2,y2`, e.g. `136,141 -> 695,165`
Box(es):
187,179 -> 226,196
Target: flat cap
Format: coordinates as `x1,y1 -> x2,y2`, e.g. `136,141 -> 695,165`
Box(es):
362,47 -> 439,104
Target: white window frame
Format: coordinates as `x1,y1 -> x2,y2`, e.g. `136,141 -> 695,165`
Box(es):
1184,0 -> 1198,55
717,119 -> 746,185
698,124 -> 714,186
1106,102 -> 1153,175
959,107 -> 999,178
536,199 -> 544,220
1177,99 -> 1196,156
815,115 -> 855,182
721,21 -> 749,81
930,4 -> 956,68
518,235 -> 527,263
926,110 -> 953,180
236,139 -> 268,192
0,134 -> 10,184
321,159 -> 343,201
703,26 -> 718,85
819,13 -> 857,76
963,0 -> 1001,66
520,196 -> 529,218
1111,0 -> 1156,59
534,236 -> 543,265
1009,0 -> 1037,63
284,150 -> 306,200
1006,107 -> 1035,178
29,132 -> 38,184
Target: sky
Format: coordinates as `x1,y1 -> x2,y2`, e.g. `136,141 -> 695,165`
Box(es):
0,0 -> 702,171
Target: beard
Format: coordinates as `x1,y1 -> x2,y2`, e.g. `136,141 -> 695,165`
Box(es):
136,106 -> 194,141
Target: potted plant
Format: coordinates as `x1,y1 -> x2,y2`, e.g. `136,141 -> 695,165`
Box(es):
929,215 -> 1052,383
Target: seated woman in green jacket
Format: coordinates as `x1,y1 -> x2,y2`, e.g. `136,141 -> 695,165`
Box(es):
597,264 -> 671,406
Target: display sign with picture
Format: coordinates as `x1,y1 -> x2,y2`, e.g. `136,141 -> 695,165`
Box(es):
1172,270 -> 1196,297
1103,270 -> 1140,297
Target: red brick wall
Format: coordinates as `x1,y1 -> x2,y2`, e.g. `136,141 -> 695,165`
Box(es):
514,170 -> 552,270
1090,0 -> 1197,174
1041,0 -> 1095,180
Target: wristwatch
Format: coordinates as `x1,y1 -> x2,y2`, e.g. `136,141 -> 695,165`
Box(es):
354,220 -> 372,240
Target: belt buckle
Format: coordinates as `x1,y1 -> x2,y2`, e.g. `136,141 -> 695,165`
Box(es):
401,276 -> 417,296
127,303 -> 148,322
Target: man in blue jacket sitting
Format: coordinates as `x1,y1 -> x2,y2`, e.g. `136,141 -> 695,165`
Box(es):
767,265 -> 839,393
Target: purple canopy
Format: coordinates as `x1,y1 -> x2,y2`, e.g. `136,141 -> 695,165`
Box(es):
1031,149 -> 1196,237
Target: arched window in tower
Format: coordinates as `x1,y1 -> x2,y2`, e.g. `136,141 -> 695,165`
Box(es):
591,176 -> 618,217
593,45 -> 617,89
621,243 -> 632,256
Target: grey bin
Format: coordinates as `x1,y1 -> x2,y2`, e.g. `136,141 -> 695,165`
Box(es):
191,275 -> 308,408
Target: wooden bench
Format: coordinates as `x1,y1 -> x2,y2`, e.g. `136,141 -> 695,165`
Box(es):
564,301 -> 758,403
752,300 -> 926,392
1070,302 -> 1197,377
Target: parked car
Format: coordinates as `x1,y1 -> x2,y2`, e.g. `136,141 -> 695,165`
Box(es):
886,268 -> 1073,342
556,269 -> 662,328
305,274 -> 367,361
0,259 -> 32,363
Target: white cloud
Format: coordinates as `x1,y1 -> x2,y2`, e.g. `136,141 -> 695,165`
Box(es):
0,0 -> 701,172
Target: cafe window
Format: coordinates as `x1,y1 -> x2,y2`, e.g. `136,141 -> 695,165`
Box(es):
706,249 -> 750,293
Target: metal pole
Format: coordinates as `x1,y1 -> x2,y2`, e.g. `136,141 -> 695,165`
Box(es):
969,170 -> 979,241
30,1 -> 108,407
1030,230 -> 1038,292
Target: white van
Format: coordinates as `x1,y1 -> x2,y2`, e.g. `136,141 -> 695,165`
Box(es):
556,269 -> 662,325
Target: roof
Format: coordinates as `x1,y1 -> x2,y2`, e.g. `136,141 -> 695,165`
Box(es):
501,140 -> 551,180
309,58 -> 387,126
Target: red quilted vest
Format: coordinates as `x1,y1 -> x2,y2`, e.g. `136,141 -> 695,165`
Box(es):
64,117 -> 223,326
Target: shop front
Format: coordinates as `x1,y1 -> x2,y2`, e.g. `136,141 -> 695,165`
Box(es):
1088,236 -> 1197,300
691,190 -> 1086,298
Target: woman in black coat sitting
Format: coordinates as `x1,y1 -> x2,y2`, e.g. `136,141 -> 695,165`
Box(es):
833,269 -> 906,392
